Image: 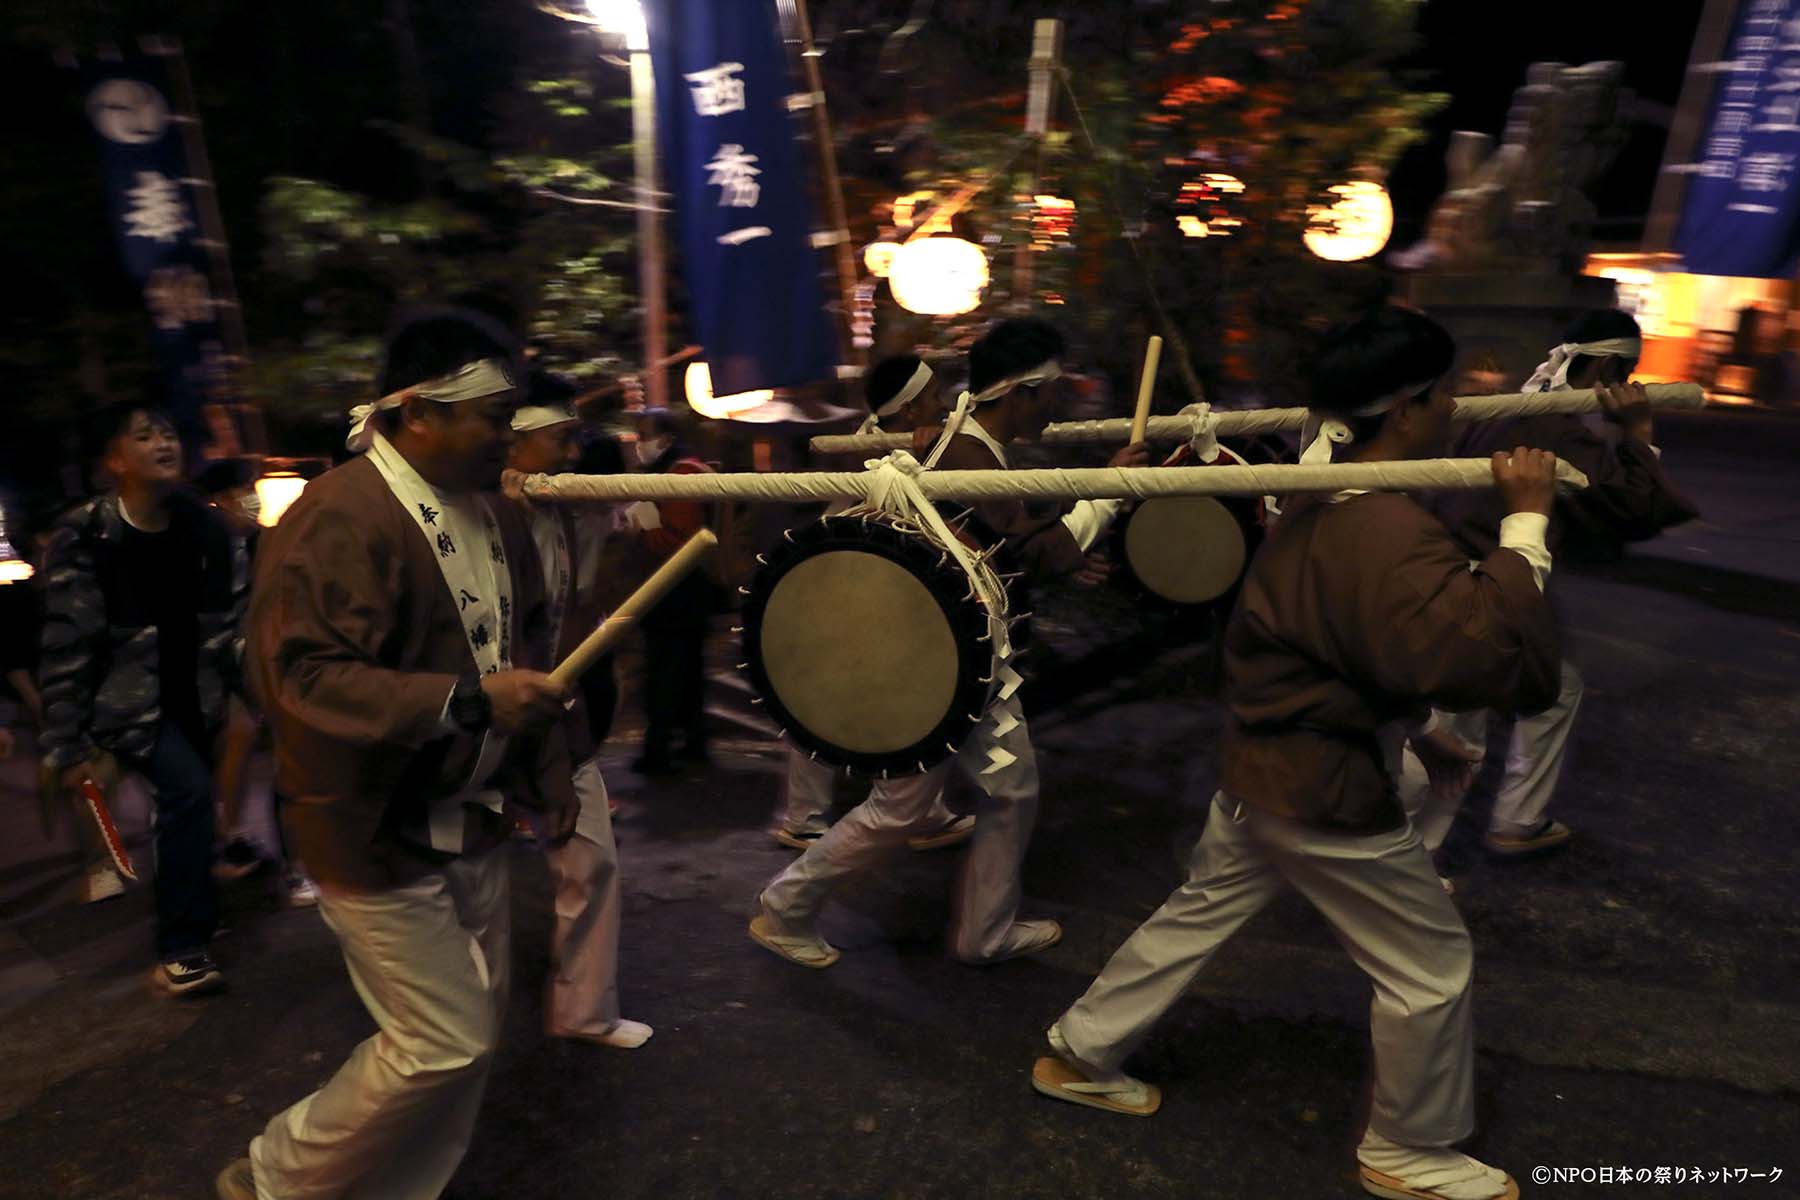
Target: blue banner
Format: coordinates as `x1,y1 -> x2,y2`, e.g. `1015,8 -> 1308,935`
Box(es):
1676,0 -> 1800,278
646,0 -> 838,398
79,52 -> 233,443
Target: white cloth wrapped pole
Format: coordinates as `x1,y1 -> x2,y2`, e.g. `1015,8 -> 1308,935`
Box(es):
806,383 -> 1705,454
549,529 -> 717,689
525,457 -> 1590,506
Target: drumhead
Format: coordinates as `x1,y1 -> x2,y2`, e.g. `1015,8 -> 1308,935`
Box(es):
740,516 -> 994,775
1119,495 -> 1254,608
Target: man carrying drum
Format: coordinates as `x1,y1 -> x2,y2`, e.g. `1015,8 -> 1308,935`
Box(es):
1032,308 -> 1559,1200
770,352 -> 974,854
750,318 -> 1148,968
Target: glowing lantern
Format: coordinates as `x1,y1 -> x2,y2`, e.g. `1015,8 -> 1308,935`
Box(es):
254,472 -> 308,528
1030,194 -> 1076,246
1303,180 -> 1394,263
684,361 -> 774,420
888,236 -> 989,316
584,0 -> 647,50
863,242 -> 900,278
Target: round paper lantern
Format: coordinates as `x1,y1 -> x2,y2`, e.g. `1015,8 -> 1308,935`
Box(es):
254,472 -> 308,528
584,0 -> 647,50
1303,180 -> 1394,263
685,361 -> 774,420
888,236 -> 989,317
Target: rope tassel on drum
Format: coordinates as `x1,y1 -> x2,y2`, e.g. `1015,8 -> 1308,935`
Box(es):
806,382 -> 1705,455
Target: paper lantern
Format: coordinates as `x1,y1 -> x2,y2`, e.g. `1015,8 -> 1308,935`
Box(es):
254,472 -> 308,528
889,237 -> 989,317
1303,180 -> 1394,263
685,361 -> 774,420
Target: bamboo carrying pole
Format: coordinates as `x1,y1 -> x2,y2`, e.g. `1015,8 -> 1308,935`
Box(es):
1130,336 -> 1162,445
550,529 -> 717,688
527,457 -> 1590,507
807,382 -> 1706,455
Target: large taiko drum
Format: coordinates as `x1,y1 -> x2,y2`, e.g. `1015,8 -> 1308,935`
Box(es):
1111,442 -> 1267,612
739,514 -> 999,776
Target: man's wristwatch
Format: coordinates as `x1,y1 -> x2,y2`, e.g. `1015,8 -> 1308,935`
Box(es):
449,673 -> 493,733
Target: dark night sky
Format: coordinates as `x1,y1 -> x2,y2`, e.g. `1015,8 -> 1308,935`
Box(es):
1389,0 -> 1706,242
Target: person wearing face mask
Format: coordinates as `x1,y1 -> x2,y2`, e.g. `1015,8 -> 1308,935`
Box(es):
1034,309 -> 1560,1200
39,403 -> 248,985
630,407 -> 721,775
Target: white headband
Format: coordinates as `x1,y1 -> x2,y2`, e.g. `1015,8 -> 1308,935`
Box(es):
855,360 -> 936,436
1523,337 -> 1641,394
346,357 -> 516,452
921,360 -> 1064,470
874,360 -> 935,419
1299,375 -> 1441,466
512,403 -> 579,433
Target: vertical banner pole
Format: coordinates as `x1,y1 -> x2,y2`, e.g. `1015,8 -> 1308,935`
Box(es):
783,0 -> 862,371
630,43 -> 670,412
1014,19 -> 1062,312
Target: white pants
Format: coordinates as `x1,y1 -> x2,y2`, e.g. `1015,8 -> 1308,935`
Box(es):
764,694 -> 1040,962
251,848 -> 510,1200
1417,659 -> 1583,843
1059,793 -> 1476,1147
544,757 -> 623,1036
780,747 -> 955,834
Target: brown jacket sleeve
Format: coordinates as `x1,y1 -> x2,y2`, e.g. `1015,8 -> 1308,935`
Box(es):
931,434 -> 1087,582
1539,415 -> 1700,548
1333,497 -> 1562,716
249,496 -> 458,750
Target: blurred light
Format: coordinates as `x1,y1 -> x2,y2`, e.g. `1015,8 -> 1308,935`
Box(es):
0,560 -> 31,584
255,472 -> 308,528
1303,180 -> 1393,262
1030,194 -> 1076,246
585,0 -> 648,50
1176,173 -> 1245,239
685,361 -> 774,420
892,191 -> 939,233
863,242 -> 900,278
890,237 -> 989,316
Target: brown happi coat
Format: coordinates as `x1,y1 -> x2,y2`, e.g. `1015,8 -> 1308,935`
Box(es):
1220,491 -> 1561,833
247,454 -> 574,891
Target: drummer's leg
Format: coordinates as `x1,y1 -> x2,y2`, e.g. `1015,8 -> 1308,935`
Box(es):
761,764 -> 952,928
776,748 -> 836,841
947,695 -> 1048,963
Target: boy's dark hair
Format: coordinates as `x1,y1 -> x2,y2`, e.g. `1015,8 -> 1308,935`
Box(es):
864,354 -> 927,414
1562,309 -> 1641,382
193,457 -> 256,496
528,367 -> 578,409
82,402 -> 176,466
968,318 -> 1066,395
1309,307 -> 1456,444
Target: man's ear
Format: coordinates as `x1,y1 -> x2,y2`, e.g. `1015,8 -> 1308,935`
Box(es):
396,390 -> 432,434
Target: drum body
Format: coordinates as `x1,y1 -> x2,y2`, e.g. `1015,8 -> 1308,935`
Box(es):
739,515 -> 995,776
1112,443 -> 1266,612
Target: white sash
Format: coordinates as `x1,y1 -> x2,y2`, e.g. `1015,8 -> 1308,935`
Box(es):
366,433 -> 515,852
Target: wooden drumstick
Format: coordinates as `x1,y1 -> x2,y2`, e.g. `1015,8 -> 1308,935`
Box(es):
550,528 -> 718,689
1130,336 -> 1163,445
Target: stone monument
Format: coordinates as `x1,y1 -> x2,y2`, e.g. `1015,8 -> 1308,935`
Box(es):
1393,61 -> 1628,385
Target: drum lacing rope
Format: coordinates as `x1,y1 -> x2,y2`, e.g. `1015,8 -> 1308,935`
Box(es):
853,449 -> 1023,777
851,450 -> 1011,624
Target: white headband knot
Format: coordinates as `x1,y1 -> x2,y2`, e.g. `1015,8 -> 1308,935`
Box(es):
346,357 -> 516,452
1298,376 -> 1440,466
1523,337 -> 1641,394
